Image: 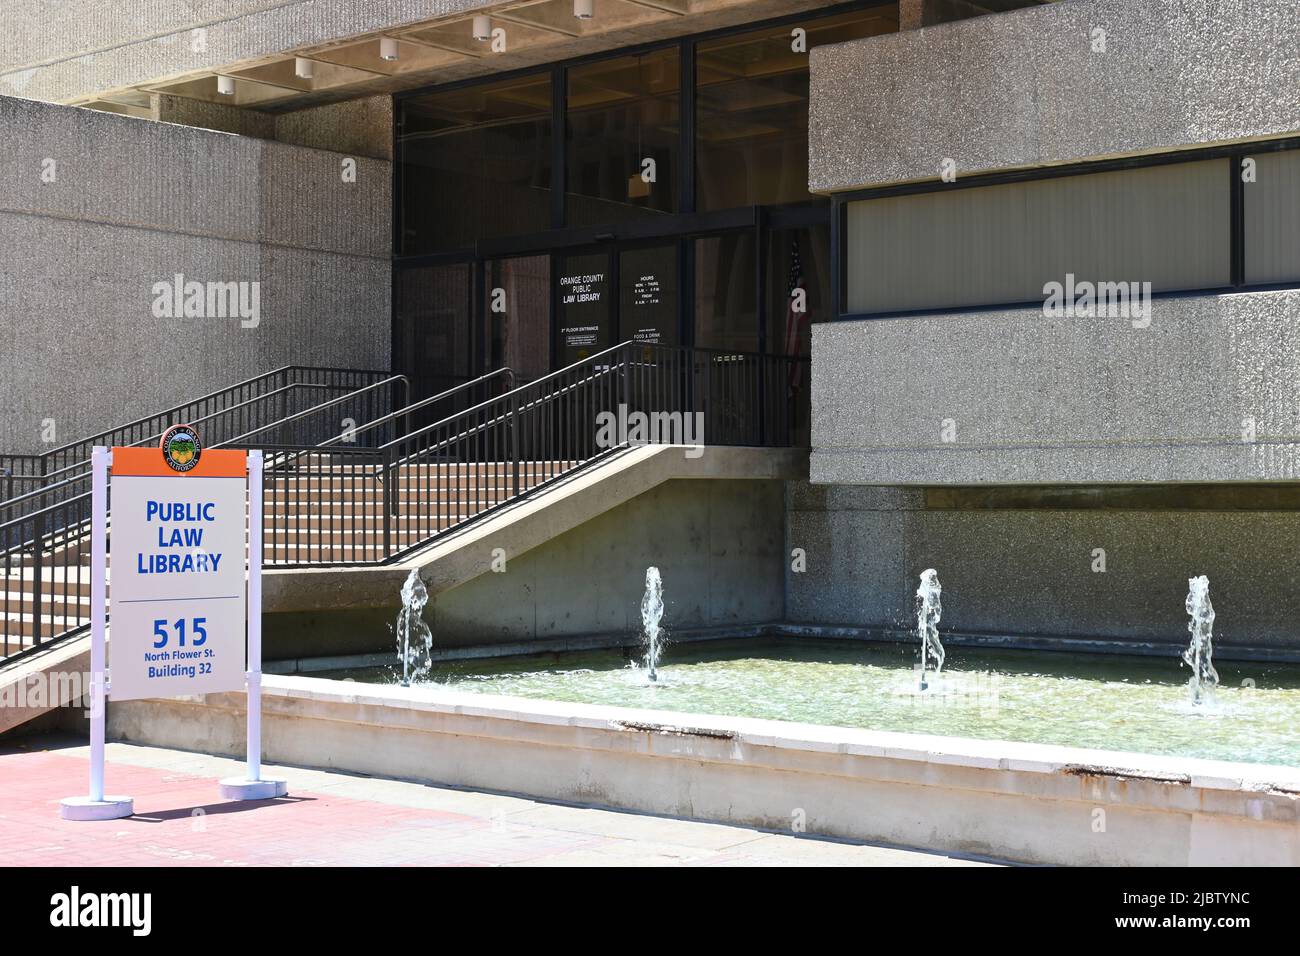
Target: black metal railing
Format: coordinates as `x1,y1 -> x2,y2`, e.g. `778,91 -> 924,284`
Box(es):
1,345 -> 806,662
263,342 -> 804,567
256,368 -> 518,565
12,366 -> 393,489
1,487 -> 94,662
0,366 -> 406,662
0,366 -> 405,546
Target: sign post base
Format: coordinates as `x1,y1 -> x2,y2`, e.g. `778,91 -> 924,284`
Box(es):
60,796 -> 134,821
218,777 -> 287,800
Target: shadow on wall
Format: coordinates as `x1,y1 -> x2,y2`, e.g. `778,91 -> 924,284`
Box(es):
786,482 -> 1300,650
266,478 -> 787,660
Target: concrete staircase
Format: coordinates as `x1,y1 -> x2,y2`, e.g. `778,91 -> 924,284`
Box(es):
2,566 -> 93,657
262,458 -> 573,563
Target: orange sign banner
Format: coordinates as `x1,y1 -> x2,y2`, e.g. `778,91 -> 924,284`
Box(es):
110,446 -> 247,478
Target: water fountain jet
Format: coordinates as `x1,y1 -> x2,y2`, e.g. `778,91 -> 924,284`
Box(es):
916,569 -> 945,691
641,567 -> 665,681
395,569 -> 433,686
1183,574 -> 1219,705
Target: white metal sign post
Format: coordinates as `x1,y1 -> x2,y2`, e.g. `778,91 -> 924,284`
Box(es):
60,433 -> 285,821
217,448 -> 286,800
59,447 -> 132,820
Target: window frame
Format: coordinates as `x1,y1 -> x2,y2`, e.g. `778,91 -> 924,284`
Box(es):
831,136 -> 1300,322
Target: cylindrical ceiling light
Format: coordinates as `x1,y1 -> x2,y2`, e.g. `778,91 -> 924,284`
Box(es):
574,0 -> 594,19
216,75 -> 235,96
379,37 -> 399,60
294,57 -> 314,79
472,15 -> 491,41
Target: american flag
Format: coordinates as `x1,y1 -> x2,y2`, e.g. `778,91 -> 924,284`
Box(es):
782,236 -> 808,396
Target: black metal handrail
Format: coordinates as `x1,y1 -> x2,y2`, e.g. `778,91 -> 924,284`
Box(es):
226,375 -> 410,446
319,367 -> 515,449
0,366 -> 397,517
256,368 -> 515,499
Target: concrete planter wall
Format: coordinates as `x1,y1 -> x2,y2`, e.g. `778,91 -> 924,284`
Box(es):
109,675 -> 1300,866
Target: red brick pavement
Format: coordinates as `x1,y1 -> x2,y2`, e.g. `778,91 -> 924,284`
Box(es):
0,748 -> 608,867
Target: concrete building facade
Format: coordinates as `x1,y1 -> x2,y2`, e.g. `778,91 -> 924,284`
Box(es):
3,0 -> 1299,655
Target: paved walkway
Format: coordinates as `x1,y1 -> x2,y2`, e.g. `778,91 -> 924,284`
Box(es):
1,736 -> 999,867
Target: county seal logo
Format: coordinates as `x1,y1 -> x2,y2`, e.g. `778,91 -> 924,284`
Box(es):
160,424 -> 202,472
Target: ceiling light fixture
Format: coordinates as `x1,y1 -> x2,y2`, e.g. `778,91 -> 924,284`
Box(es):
216,75 -> 235,95
472,15 -> 492,41
294,57 -> 314,79
379,37 -> 399,60
574,0 -> 594,19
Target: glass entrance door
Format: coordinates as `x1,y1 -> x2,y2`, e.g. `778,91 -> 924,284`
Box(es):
553,241 -> 681,369
483,255 -> 550,384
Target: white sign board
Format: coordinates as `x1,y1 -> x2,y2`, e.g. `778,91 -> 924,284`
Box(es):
108,445 -> 249,701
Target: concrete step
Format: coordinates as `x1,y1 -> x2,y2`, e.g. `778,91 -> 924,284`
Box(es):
265,524 -> 470,545
0,632 -> 40,654
263,476 -> 556,493
0,591 -> 91,616
265,500 -> 507,518
1,610 -> 92,638
0,633 -> 91,732
265,490 -> 504,504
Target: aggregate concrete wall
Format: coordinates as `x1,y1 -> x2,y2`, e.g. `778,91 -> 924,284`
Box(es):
274,95 -> 393,160
267,476 -> 787,658
807,0 -> 1300,488
811,291 -> 1300,486
785,482 -> 1300,651
154,94 -> 394,159
0,94 -> 390,454
809,0 -> 1300,193
432,477 -> 785,644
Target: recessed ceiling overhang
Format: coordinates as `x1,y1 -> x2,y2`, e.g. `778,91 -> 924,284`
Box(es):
66,0 -> 886,117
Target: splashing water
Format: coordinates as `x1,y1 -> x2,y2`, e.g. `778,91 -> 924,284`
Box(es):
1183,574 -> 1219,704
641,567 -> 665,682
916,568 -> 945,691
395,569 -> 433,686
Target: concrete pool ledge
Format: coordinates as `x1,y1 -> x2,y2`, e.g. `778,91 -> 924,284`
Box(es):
107,675 -> 1300,867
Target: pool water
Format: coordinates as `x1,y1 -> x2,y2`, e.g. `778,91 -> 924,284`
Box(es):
318,637 -> 1300,766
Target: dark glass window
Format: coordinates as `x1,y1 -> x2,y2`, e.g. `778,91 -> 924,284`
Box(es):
694,232 -> 756,353
1245,149 -> 1300,285
766,225 -> 824,446
845,159 -> 1230,315
766,224 -> 829,353
398,73 -> 552,254
393,264 -> 474,402
566,49 -> 680,226
695,8 -> 896,211
484,256 -> 551,383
